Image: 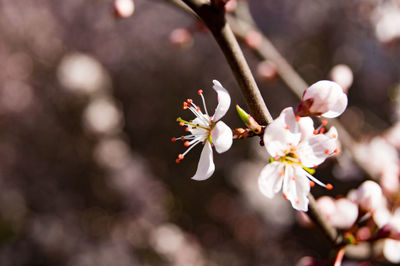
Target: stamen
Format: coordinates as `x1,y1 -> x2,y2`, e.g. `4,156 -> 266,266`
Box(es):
198,90 -> 209,116
296,199 -> 300,204
292,176 -> 296,181
324,149 -> 330,154
295,116 -> 300,122
175,159 -> 180,164
197,89 -> 203,95
285,125 -> 290,130
283,193 -> 287,199
319,127 -> 326,134
180,136 -> 185,141
322,120 -> 328,126
179,122 -> 184,126
185,127 -> 190,132
310,181 -> 315,187
334,149 -> 339,154
279,170 -> 284,176
196,106 -> 200,112
171,137 -> 177,142
304,171 -> 329,188
178,154 -> 184,160
326,184 -> 333,190
184,141 -> 190,147
183,102 -> 189,110
187,99 -> 193,104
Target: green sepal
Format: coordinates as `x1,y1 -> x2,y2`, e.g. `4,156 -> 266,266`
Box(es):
269,157 -> 275,163
236,105 -> 262,134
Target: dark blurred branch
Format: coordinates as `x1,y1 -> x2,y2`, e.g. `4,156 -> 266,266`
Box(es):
168,0 -> 342,246
180,0 -> 273,124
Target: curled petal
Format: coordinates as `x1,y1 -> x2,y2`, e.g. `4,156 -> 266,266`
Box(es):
191,141 -> 215,181
298,117 -> 314,141
211,121 -> 233,153
264,107 -> 301,157
212,80 -> 231,121
258,162 -> 284,198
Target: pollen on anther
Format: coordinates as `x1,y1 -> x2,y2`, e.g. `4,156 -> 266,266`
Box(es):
310,181 -> 315,187
322,120 -> 328,126
197,89 -> 203,95
171,137 -> 176,142
313,130 -> 318,135
178,154 -> 184,160
179,122 -> 184,126
183,102 -> 188,109
196,106 -> 200,111
175,159 -> 181,164
283,193 -> 287,199
319,127 -> 326,133
326,184 -> 333,190
324,149 -> 330,154
185,127 -> 190,132
184,141 -> 190,147
180,136 -> 185,141
187,99 -> 193,104
295,116 -> 300,122
334,149 -> 339,154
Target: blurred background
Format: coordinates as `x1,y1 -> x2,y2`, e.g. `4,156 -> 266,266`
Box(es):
1,0 -> 400,265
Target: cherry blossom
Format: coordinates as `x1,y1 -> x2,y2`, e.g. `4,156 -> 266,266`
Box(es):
172,80 -> 232,181
258,107 -> 338,211
296,80 -> 348,118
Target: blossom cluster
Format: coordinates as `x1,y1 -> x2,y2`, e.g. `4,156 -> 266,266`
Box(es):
173,79 -> 347,212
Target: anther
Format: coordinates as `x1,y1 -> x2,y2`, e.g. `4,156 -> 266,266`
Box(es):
183,102 -> 188,110
197,89 -> 203,95
179,122 -> 184,126
178,154 -> 184,160
319,127 -> 325,134
196,106 -> 200,112
187,99 -> 193,104
324,149 -> 330,154
285,125 -> 290,130
283,193 -> 287,199
322,120 -> 328,126
334,149 -> 339,154
180,136 -> 185,141
332,134 -> 337,139
313,130 -> 318,135
175,159 -> 181,164
171,137 -> 176,142
185,127 -> 190,132
326,184 -> 333,190
296,116 -> 300,122
310,181 -> 315,187
184,141 -> 190,147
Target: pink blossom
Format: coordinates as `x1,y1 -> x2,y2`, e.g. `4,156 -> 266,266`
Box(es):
296,80 -> 348,118
316,196 -> 358,229
355,181 -> 383,213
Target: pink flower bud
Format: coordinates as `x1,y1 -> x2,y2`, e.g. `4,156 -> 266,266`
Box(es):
245,31 -> 262,49
169,28 -> 193,48
257,60 -> 277,81
329,64 -> 353,93
356,180 -> 383,213
114,0 -> 135,18
296,80 -> 348,118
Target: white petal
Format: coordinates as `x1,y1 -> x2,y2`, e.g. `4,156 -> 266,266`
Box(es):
298,116 -> 314,141
212,80 -> 231,121
297,134 -> 336,168
263,107 -> 301,157
189,117 -> 210,137
191,141 -> 215,181
286,166 -> 310,211
322,92 -> 348,118
258,162 -> 284,198
211,121 -> 232,153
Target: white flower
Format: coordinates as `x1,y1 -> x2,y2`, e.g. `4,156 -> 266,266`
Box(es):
258,107 -> 338,211
355,180 -> 383,213
296,80 -> 348,118
173,80 -> 232,181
